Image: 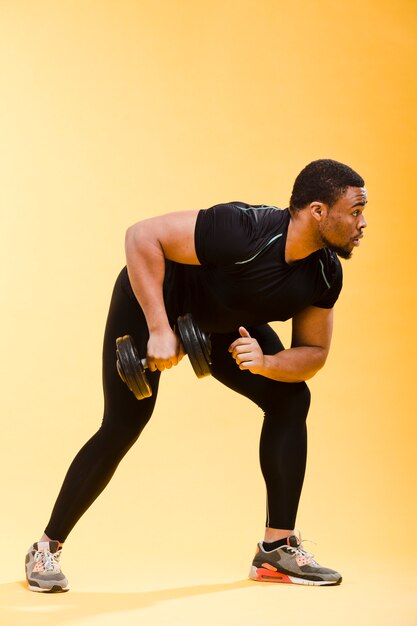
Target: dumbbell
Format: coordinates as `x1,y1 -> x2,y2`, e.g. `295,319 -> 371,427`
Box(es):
116,313 -> 211,400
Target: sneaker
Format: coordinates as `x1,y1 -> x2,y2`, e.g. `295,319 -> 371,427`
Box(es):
25,541 -> 69,592
249,531 -> 342,586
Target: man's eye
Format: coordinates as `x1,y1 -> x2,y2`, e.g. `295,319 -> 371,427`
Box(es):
352,210 -> 360,217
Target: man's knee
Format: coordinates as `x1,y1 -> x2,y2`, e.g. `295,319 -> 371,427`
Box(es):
100,408 -> 152,451
261,380 -> 311,420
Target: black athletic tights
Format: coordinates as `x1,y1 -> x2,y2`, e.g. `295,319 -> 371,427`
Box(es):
45,268 -> 310,543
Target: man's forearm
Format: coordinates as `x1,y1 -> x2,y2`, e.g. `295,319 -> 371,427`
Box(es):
261,346 -> 328,382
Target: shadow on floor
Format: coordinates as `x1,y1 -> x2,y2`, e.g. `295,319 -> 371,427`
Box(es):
0,579 -> 255,625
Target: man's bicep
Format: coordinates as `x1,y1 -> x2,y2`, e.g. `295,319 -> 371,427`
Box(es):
127,210 -> 201,265
291,306 -> 334,354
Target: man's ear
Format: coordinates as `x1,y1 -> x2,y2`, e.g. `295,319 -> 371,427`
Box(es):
310,201 -> 328,223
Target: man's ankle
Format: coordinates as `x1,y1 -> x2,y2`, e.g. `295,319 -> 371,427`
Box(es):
38,533 -> 64,547
263,528 -> 293,543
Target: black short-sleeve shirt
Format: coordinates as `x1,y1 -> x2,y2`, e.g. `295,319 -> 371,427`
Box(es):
163,202 -> 342,333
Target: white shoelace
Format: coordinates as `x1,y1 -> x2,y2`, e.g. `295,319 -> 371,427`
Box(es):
35,548 -> 62,573
287,544 -> 319,566
286,529 -> 319,566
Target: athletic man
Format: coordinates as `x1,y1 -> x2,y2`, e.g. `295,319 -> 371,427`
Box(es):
25,159 -> 367,591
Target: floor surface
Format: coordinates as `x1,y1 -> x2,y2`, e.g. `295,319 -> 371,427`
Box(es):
2,558 -> 416,626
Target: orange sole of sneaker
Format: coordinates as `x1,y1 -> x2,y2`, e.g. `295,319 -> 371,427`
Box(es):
249,566 -> 341,586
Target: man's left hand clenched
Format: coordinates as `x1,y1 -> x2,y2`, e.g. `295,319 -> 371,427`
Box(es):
228,327 -> 265,374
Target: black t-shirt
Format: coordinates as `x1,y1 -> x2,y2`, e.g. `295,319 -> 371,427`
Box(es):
163,202 -> 343,333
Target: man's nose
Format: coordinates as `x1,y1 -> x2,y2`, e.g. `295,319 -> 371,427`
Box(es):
360,215 -> 368,229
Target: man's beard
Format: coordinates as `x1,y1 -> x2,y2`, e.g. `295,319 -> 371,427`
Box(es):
319,232 -> 352,260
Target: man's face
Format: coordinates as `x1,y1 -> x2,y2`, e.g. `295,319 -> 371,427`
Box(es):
317,186 -> 368,259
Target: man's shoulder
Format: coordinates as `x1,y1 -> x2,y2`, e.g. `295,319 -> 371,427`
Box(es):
215,201 -> 287,231
223,201 -> 284,215
195,202 -> 287,266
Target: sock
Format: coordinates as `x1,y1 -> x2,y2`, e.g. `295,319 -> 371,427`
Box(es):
262,537 -> 289,551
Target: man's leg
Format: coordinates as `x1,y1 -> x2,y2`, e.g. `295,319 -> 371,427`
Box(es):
26,268 -> 161,591
210,325 -> 309,537
210,325 -> 342,585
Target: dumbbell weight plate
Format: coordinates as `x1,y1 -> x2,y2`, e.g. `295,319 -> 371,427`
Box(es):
177,313 -> 211,378
116,335 -> 152,400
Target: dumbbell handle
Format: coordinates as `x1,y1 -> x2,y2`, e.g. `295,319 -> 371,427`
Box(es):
117,313 -> 211,401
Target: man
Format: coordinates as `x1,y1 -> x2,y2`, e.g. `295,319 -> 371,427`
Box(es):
25,159 -> 367,591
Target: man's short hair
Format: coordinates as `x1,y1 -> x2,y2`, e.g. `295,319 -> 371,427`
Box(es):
289,159 -> 365,213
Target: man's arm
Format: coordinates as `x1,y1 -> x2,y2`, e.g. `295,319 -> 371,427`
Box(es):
125,210 -> 200,371
228,306 -> 334,382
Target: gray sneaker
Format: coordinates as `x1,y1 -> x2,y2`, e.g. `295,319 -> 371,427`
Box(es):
249,532 -> 342,586
25,541 -> 69,592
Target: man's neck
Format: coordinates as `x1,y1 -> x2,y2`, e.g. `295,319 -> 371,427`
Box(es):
285,215 -> 322,264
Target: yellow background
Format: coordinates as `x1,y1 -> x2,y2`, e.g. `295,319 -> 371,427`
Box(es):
1,1 -> 416,625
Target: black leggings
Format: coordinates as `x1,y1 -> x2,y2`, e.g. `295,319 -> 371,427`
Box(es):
45,268 -> 310,543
